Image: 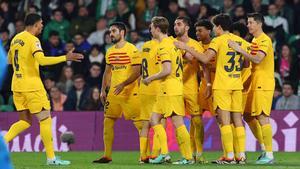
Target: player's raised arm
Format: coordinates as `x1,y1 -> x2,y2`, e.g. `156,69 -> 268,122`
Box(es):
228,39 -> 265,64
174,41 -> 215,64
142,61 -> 171,86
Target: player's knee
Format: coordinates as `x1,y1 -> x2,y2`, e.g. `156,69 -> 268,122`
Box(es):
35,110 -> 50,121
243,114 -> 254,123
257,114 -> 269,126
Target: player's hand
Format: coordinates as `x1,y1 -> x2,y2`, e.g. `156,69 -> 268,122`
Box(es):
100,90 -> 107,105
183,52 -> 194,61
205,85 -> 212,99
142,77 -> 152,86
113,83 -> 125,95
66,48 -> 84,62
174,41 -> 187,50
228,40 -> 241,52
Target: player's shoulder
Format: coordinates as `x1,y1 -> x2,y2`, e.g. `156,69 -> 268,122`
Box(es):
125,41 -> 139,51
260,33 -> 272,43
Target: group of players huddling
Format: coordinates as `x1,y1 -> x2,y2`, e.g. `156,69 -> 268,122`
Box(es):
5,12 -> 275,166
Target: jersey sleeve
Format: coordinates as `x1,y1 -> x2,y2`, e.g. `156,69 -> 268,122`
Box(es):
131,47 -> 141,65
158,46 -> 171,63
105,49 -> 111,65
193,41 -> 204,53
31,38 -> 43,56
208,38 -> 219,54
258,38 -> 271,56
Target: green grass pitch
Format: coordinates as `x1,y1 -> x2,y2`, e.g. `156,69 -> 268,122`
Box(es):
11,151 -> 300,169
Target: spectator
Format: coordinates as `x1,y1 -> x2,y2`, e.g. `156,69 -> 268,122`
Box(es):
82,87 -> 102,111
275,0 -> 294,33
64,74 -> 90,111
177,0 -> 200,17
165,0 -> 179,36
13,19 -> 25,36
89,44 -> 105,64
264,4 -> 289,34
137,0 -> 161,33
73,33 -> 92,56
50,86 -> 67,111
272,84 -> 282,109
275,82 -> 300,110
63,0 -> 77,21
42,9 -> 70,42
43,76 -> 56,93
243,0 -> 268,15
57,65 -> 74,94
87,17 -> 108,46
0,28 -> 10,52
95,0 -> 117,19
0,1 -> 13,23
279,44 -> 292,80
220,0 -> 235,16
115,0 -> 136,30
85,62 -> 102,89
0,14 -> 14,38
129,30 -> 144,51
100,30 -> 113,55
105,7 -> 117,26
27,5 -> 40,15
197,3 -> 217,20
232,5 -> 247,23
69,6 -> 96,37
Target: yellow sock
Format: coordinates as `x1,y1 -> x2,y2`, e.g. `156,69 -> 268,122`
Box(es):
231,124 -> 240,158
103,118 -> 115,158
176,125 -> 192,160
40,117 -> 55,159
189,121 -> 196,154
176,130 -> 186,158
133,121 -> 143,135
192,116 -> 204,154
152,132 -> 160,157
248,119 -> 264,146
235,126 -> 246,156
139,137 -> 148,159
220,125 -> 234,158
153,124 -> 168,155
219,124 -> 227,157
261,124 -> 273,152
4,120 -> 30,143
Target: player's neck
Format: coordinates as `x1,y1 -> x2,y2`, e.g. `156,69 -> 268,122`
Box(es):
25,28 -> 37,36
253,29 -> 263,38
202,37 -> 211,44
115,39 -> 126,48
177,34 -> 189,43
158,34 -> 168,42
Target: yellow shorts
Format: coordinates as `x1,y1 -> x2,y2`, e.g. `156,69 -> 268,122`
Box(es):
198,83 -> 214,115
242,92 -> 252,114
184,94 -> 201,116
140,95 -> 157,121
213,90 -> 243,113
153,95 -> 184,118
105,94 -> 140,121
13,89 -> 51,114
249,90 -> 274,116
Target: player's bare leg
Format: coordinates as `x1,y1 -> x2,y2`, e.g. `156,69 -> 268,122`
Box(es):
232,112 -> 246,164
4,110 -> 32,143
171,115 -> 193,165
256,114 -> 274,164
93,117 -> 117,163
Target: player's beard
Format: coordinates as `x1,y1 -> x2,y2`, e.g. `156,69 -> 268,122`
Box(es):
175,30 -> 185,37
111,36 -> 121,44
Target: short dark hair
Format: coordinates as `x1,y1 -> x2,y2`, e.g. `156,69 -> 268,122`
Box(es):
247,12 -> 264,24
212,14 -> 232,31
283,81 -> 294,90
176,16 -> 191,27
231,22 -> 248,38
194,19 -> 213,31
90,62 -> 101,69
24,13 -> 41,26
151,16 -> 169,34
73,74 -> 85,81
49,31 -> 59,37
109,22 -> 127,35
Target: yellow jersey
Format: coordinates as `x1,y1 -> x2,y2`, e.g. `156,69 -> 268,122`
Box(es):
106,42 -> 141,96
208,33 -> 248,90
199,41 -> 216,68
250,33 -> 275,90
158,37 -> 183,96
181,38 -> 203,94
8,31 -> 45,92
241,41 -> 252,84
139,39 -> 160,95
